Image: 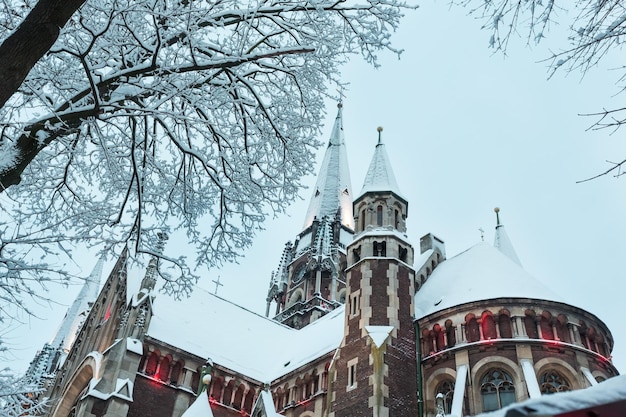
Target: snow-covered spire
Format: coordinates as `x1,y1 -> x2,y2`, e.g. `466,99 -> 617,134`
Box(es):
493,207 -> 522,266
303,102 -> 354,230
51,256 -> 105,353
357,127 -> 403,200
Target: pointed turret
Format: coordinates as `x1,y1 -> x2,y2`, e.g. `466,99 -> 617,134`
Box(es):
493,207 -> 522,266
357,127 -> 403,201
303,102 -> 354,230
50,256 -> 105,353
354,127 -> 408,234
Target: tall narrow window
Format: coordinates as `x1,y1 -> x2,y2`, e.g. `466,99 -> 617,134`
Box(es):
395,209 -> 399,228
360,210 -> 366,231
480,369 -> 516,411
347,358 -> 358,390
350,293 -> 359,316
376,205 -> 383,226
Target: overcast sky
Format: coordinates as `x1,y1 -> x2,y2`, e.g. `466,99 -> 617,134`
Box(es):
7,1 -> 625,377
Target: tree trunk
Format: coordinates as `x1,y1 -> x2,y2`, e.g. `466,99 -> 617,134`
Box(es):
0,0 -> 86,108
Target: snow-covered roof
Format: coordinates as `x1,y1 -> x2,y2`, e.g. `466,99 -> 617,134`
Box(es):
357,130 -> 404,201
181,389 -> 214,417
147,287 -> 344,382
302,103 -> 354,230
473,374 -> 626,417
414,243 -> 563,319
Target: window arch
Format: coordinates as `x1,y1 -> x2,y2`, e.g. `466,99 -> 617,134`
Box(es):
158,354 -> 171,382
539,370 -> 571,394
480,369 -> 516,411
144,351 -> 159,376
435,380 -> 455,414
376,205 -> 383,226
210,376 -> 224,402
498,310 -> 513,338
465,314 -> 480,343
481,311 -> 497,340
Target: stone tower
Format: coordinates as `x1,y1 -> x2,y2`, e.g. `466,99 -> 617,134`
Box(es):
266,103 -> 354,328
329,128 -> 418,417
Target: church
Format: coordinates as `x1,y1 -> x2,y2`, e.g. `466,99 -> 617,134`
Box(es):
31,103 -> 620,417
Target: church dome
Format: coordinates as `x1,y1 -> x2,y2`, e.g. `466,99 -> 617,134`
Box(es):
414,242 -> 564,319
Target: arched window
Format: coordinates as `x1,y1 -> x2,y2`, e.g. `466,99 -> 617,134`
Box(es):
233,384 -> 245,410
434,324 -> 445,351
191,367 -> 201,394
556,314 -> 570,342
539,370 -> 571,394
498,310 -> 513,338
524,311 -> 538,339
144,351 -> 159,376
540,312 -> 554,340
158,355 -> 171,382
435,380 -> 455,414
376,205 -> 383,226
445,319 -> 456,348
465,315 -> 480,343
360,209 -> 365,231
170,360 -> 183,385
394,209 -> 399,229
482,312 -> 497,340
244,389 -> 255,413
480,369 -> 516,412
210,377 -> 224,402
223,380 -> 235,406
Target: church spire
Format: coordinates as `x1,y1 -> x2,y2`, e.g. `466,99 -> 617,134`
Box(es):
357,127 -> 403,200
303,102 -> 354,230
493,207 -> 522,266
51,256 -> 105,353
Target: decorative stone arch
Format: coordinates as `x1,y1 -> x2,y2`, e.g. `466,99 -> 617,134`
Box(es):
158,353 -> 172,382
424,367 -> 457,416
144,349 -> 160,376
533,357 -> 581,390
233,382 -> 247,410
170,359 -> 184,385
337,288 -> 347,304
243,388 -> 256,413
470,355 -> 524,413
288,289 -> 305,307
298,411 -> 315,417
50,353 -> 101,417
481,310 -> 497,340
210,375 -> 224,402
497,309 -> 513,338
591,370 -> 609,383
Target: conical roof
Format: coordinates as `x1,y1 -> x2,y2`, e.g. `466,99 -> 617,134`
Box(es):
414,243 -> 563,318
357,128 -> 404,201
303,103 -> 354,229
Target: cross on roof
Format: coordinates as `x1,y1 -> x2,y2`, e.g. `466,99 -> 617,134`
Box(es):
212,276 -> 223,295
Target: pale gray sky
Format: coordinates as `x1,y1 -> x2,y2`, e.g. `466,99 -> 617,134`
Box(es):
7,2 -> 625,377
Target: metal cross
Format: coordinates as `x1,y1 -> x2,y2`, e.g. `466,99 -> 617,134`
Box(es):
212,275 -> 223,295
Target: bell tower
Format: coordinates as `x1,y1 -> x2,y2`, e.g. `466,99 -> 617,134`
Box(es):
329,128 -> 418,417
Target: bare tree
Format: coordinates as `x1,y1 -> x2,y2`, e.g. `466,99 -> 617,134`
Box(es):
0,0 -> 410,335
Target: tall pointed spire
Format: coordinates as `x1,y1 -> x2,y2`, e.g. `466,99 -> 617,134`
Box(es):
303,102 -> 354,230
51,257 -> 105,353
358,127 -> 403,200
493,207 -> 522,266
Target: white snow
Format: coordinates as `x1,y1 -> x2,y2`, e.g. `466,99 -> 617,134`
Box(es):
414,243 -> 563,318
493,223 -> 521,266
147,287 -> 345,382
181,389 -> 214,417
126,338 -> 143,355
472,374 -> 626,417
365,326 -> 393,348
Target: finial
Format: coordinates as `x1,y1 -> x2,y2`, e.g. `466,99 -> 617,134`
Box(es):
377,126 -> 383,145
494,207 -> 501,226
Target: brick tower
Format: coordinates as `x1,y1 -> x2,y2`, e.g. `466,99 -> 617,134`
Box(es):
329,128 -> 418,417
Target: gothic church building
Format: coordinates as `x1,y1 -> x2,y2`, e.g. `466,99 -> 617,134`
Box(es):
38,104 -> 620,417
